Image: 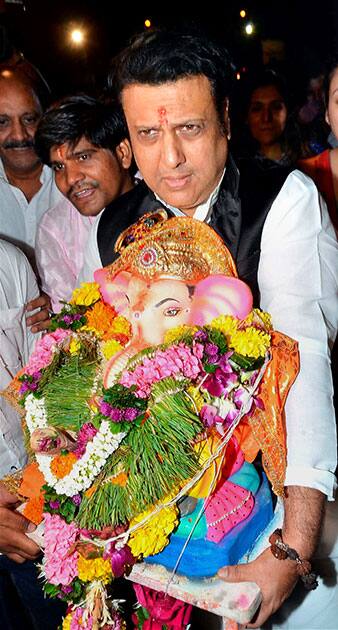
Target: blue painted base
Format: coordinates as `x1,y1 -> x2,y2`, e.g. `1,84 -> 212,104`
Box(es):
145,473 -> 273,578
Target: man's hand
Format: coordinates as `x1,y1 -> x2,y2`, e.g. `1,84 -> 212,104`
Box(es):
219,486 -> 325,627
25,292 -> 52,333
218,547 -> 298,627
0,484 -> 40,563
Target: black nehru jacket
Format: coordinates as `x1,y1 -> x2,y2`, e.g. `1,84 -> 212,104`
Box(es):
98,155 -> 291,306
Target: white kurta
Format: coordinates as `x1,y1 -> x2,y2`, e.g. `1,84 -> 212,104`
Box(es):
0,239 -> 40,477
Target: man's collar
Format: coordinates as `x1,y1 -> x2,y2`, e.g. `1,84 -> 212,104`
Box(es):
0,157 -> 48,185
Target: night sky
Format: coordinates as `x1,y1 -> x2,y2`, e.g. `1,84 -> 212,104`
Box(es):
1,0 -> 338,103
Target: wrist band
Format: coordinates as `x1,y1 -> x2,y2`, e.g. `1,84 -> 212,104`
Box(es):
269,528 -> 318,590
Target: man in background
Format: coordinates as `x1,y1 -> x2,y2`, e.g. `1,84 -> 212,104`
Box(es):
34,94 -> 135,310
0,66 -> 62,331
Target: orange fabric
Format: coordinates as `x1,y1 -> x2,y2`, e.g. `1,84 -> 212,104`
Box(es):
298,150 -> 338,233
246,331 -> 299,496
19,461 -> 45,499
19,462 -> 46,526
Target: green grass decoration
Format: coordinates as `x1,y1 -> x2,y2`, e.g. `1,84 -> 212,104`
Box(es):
77,377 -> 203,530
43,355 -> 97,432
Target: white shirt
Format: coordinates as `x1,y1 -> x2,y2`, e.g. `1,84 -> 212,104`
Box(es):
0,240 -> 40,477
0,159 -> 63,266
79,169 -> 338,498
35,199 -> 96,312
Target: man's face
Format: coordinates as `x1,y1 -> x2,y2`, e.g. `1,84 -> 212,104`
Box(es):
247,85 -> 287,150
121,75 -> 229,216
50,137 -> 133,216
0,76 -> 42,175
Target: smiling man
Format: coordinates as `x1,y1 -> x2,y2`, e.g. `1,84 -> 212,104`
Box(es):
34,95 -> 135,309
0,68 -> 62,264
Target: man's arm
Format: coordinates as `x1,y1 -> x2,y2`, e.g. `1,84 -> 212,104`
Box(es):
220,171 -> 338,625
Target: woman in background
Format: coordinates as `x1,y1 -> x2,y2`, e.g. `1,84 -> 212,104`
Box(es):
298,59 -> 338,233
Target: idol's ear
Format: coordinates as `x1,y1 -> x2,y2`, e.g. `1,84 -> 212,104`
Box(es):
189,274 -> 253,326
94,268 -> 132,313
116,138 -> 133,170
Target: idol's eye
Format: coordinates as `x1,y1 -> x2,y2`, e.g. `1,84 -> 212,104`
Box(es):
164,307 -> 182,317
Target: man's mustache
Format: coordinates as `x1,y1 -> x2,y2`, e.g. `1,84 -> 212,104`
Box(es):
3,140 -> 35,149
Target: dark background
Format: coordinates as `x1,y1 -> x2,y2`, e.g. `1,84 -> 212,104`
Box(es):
1,0 -> 338,104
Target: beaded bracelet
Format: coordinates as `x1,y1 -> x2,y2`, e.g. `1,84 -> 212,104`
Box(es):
269,528 -> 318,591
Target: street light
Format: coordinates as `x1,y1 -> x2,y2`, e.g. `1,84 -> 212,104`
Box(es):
70,28 -> 85,45
244,22 -> 254,35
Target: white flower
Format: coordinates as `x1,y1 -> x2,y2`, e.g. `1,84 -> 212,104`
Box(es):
36,421 -> 126,497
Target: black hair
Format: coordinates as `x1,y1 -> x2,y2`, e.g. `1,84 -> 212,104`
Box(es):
34,94 -> 129,165
107,27 -> 235,133
323,57 -> 338,108
244,69 -> 290,112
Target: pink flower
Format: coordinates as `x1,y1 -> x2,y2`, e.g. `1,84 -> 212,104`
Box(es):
119,343 -> 202,397
26,329 -> 71,375
44,513 -> 79,586
70,607 -> 93,630
133,584 -> 192,629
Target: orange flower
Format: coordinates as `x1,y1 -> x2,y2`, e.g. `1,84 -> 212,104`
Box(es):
85,302 -> 118,336
50,452 -> 77,479
23,493 -> 44,525
109,472 -> 128,487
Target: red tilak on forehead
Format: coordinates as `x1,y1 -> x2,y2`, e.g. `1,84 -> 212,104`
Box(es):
158,107 -> 168,124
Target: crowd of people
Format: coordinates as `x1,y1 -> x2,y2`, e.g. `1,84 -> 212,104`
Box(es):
0,25 -> 337,630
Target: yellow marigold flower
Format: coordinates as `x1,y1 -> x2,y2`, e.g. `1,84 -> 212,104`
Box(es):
105,315 -> 132,345
86,301 -> 117,336
77,556 -> 112,584
50,452 -> 77,479
129,503 -> 179,558
70,282 -> 101,306
230,327 -> 271,358
62,614 -> 72,630
186,386 -> 204,412
101,339 -> 123,360
69,337 -> 81,354
210,314 -> 239,338
164,325 -> 198,344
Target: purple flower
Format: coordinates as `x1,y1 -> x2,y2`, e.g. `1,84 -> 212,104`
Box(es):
49,500 -> 60,510
71,494 -> 82,506
203,368 -> 237,397
109,407 -> 123,422
19,381 -> 30,395
73,314 -> 82,321
124,407 -> 139,422
63,314 -> 73,325
218,351 -> 234,372
32,371 -> 42,380
194,330 -> 208,343
60,585 -> 73,595
99,401 -> 113,417
205,342 -> 219,358
200,404 -> 222,428
103,542 -> 135,578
